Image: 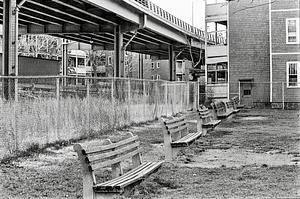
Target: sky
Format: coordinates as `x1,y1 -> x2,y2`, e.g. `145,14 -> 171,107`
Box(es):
149,0 -> 206,30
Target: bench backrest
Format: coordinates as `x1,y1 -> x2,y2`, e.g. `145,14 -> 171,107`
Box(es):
211,101 -> 226,114
74,133 -> 142,184
226,101 -> 234,109
232,96 -> 240,106
162,116 -> 188,142
198,106 -> 213,124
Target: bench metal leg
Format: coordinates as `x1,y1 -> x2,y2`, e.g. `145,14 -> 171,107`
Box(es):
172,147 -> 182,161
202,128 -> 208,136
163,121 -> 173,161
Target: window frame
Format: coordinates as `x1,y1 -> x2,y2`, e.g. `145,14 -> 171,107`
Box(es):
207,62 -> 228,84
286,61 -> 300,88
151,62 -> 155,69
286,18 -> 300,44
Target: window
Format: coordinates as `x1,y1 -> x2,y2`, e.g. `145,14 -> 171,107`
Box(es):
108,56 -> 112,65
157,74 -> 160,80
286,18 -> 300,44
157,62 -> 160,68
151,62 -> 155,69
244,90 -> 251,96
207,62 -> 228,84
151,75 -> 154,80
287,62 -> 300,87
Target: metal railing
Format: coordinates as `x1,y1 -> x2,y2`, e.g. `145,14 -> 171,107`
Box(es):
132,0 -> 225,44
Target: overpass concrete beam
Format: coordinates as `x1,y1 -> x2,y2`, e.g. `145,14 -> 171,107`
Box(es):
145,17 -> 187,45
87,0 -> 140,24
26,23 -> 114,35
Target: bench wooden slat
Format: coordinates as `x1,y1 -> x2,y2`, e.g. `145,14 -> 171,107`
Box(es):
116,161 -> 162,188
199,114 -> 210,119
171,132 -> 202,146
202,120 -> 221,128
88,141 -> 140,163
91,148 -> 143,170
165,120 -> 186,130
94,161 -> 163,192
84,136 -> 139,154
98,162 -> 152,187
168,124 -> 188,134
164,116 -> 186,124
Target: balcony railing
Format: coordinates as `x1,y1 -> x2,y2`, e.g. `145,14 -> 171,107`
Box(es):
132,0 -> 226,44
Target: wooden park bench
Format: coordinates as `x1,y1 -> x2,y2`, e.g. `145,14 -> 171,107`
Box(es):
211,101 -> 234,119
161,115 -> 201,161
225,100 -> 240,113
197,105 -> 221,136
74,133 -> 163,199
231,96 -> 245,109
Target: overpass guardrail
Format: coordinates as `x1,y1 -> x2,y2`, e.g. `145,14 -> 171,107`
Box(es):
133,0 -> 224,44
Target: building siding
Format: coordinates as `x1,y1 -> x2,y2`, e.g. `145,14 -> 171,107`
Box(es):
271,11 -> 300,53
271,0 -> 300,10
272,54 -> 300,102
228,0 -> 270,102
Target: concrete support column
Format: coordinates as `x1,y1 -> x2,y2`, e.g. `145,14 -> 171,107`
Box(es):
114,25 -> 124,77
168,45 -> 176,81
62,39 -> 68,86
3,0 -> 18,100
138,54 -> 144,79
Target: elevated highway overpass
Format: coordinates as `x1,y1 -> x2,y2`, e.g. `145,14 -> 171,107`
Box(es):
1,0 -> 217,88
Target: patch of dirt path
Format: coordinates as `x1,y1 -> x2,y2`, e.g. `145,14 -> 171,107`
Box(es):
0,109 -> 299,199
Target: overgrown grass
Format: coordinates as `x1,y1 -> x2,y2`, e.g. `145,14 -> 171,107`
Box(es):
0,95 -> 186,159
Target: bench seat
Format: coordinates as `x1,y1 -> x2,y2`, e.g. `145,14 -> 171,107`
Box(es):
236,104 -> 245,109
170,131 -> 202,147
216,111 -> 233,118
202,119 -> 221,128
94,161 -> 163,193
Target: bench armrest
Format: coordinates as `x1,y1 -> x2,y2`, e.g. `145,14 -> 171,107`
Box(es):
186,119 -> 198,124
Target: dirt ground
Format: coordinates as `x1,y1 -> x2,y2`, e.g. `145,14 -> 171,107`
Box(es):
0,109 -> 299,199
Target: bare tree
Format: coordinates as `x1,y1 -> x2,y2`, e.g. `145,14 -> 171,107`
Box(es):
18,35 -> 62,59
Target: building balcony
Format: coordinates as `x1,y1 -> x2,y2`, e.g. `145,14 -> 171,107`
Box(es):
207,45 -> 227,57
206,2 -> 228,23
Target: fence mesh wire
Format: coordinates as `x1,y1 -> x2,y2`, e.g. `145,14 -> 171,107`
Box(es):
0,76 -> 197,157
1,77 -> 295,158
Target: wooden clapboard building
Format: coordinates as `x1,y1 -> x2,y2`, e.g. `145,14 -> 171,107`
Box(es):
205,0 -> 300,109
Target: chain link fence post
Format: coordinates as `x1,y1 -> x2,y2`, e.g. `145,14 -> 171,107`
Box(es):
187,83 -> 189,109
14,77 -> 18,102
282,82 -> 285,110
111,78 -> 116,133
165,82 -> 168,116
127,78 -> 131,124
197,79 -> 200,110
143,79 -> 146,120
238,81 -> 241,102
86,78 -> 90,134
56,77 -> 60,101
56,77 -> 60,141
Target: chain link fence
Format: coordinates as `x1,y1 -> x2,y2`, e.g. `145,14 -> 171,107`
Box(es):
197,81 -> 298,110
0,76 -> 197,158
